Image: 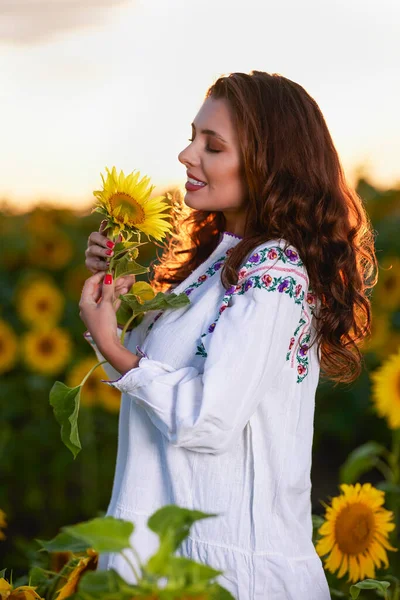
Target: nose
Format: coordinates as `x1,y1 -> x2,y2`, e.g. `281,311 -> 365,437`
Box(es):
178,142 -> 197,168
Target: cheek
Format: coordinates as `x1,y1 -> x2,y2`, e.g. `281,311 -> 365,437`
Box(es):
209,159 -> 244,200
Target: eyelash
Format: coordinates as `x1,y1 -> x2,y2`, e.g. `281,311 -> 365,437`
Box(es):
187,138 -> 220,153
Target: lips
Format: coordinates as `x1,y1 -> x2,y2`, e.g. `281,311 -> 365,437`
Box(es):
187,171 -> 207,184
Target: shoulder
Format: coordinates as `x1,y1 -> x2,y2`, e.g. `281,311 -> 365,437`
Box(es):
238,238 -> 308,282
231,238 -> 310,307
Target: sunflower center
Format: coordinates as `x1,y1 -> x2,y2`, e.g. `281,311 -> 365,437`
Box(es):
384,275 -> 396,292
335,502 -> 375,555
109,193 -> 146,225
0,338 -> 4,354
38,337 -> 54,355
36,299 -> 50,312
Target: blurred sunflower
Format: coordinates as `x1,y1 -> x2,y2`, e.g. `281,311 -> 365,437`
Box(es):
0,509 -> 6,541
370,347 -> 400,429
0,579 -> 43,600
0,320 -> 18,374
92,166 -> 173,241
67,357 -> 120,411
99,381 -> 121,413
28,229 -> 73,270
16,279 -> 65,328
22,328 -> 72,376
373,256 -> 400,312
64,264 -> 90,301
67,357 -> 103,407
316,482 -> 397,583
55,549 -> 98,600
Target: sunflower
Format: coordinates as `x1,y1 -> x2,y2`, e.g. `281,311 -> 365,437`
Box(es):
16,279 -> 65,328
373,256 -> 400,312
22,328 -> 72,376
0,579 -> 43,600
316,482 -> 397,583
28,229 -> 73,270
370,347 -> 400,429
0,509 -> 6,541
0,320 -> 18,374
55,550 -> 98,600
92,166 -> 173,241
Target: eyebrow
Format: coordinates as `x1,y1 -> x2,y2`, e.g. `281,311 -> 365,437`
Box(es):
191,122 -> 227,143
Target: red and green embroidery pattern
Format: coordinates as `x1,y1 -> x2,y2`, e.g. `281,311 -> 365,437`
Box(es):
286,291 -> 317,383
196,244 -> 316,384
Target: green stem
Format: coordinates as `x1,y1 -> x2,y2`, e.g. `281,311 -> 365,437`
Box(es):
120,550 -> 141,583
80,360 -> 107,387
120,313 -> 137,346
375,458 -> 394,482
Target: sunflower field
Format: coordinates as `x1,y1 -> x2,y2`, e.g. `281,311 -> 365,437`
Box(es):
0,176 -> 400,599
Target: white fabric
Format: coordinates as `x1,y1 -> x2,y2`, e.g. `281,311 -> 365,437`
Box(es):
86,232 -> 330,599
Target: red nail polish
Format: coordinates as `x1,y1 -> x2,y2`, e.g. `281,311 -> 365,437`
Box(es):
104,274 -> 113,285
106,249 -> 113,256
106,240 -> 115,249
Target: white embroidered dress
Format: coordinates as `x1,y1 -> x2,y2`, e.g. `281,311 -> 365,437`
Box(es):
85,231 -> 331,600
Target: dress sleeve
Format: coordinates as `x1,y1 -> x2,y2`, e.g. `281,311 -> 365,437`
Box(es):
84,322 -> 148,381
103,244 -> 310,454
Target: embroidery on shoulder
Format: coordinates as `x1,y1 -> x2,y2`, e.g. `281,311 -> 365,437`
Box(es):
147,248 -> 235,333
286,289 -> 317,383
195,243 -> 307,358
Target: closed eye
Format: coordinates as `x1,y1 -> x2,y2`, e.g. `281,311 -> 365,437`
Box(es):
187,138 -> 220,153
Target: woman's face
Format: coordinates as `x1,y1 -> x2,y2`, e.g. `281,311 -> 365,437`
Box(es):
178,96 -> 248,232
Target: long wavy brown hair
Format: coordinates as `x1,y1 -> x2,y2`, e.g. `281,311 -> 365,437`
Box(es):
148,71 -> 378,385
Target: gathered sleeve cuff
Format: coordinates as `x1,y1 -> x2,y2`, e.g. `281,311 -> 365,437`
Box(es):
102,251 -> 310,455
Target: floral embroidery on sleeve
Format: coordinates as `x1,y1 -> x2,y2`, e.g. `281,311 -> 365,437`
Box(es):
195,243 -> 310,372
286,290 -> 317,383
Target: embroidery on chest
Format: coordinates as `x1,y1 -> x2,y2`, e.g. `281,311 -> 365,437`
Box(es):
146,247 -> 235,334
286,290 -> 317,383
195,244 -> 309,361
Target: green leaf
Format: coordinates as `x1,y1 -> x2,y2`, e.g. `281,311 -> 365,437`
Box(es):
76,569 -> 141,599
114,253 -> 149,278
36,531 -> 89,553
164,556 -> 222,584
0,568 -> 7,578
49,382 -> 82,459
63,516 -> 134,553
349,579 -> 391,599
209,584 -> 236,599
122,291 -> 190,314
129,281 -> 156,302
339,441 -> 387,483
145,505 -> 218,576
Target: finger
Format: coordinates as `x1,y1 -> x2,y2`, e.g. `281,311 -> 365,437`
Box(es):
115,274 -> 136,290
101,273 -> 115,304
99,220 -> 108,235
85,243 -> 114,261
80,272 -> 105,305
85,257 -> 109,274
87,231 -> 115,250
115,275 -> 136,292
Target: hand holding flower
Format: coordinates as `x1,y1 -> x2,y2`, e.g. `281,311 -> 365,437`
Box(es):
79,271 -> 140,374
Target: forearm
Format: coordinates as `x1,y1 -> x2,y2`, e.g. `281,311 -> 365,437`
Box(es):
97,338 -> 141,375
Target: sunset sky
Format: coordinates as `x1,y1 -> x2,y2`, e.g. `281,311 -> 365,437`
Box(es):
1,0 -> 399,211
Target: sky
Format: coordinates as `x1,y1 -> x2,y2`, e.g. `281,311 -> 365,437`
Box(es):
1,0 -> 399,212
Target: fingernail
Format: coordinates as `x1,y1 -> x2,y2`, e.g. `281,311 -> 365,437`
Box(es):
106,249 -> 113,256
104,274 -> 113,285
106,240 -> 115,249
106,261 -> 110,267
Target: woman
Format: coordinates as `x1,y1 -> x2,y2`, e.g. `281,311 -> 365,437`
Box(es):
79,71 -> 377,599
